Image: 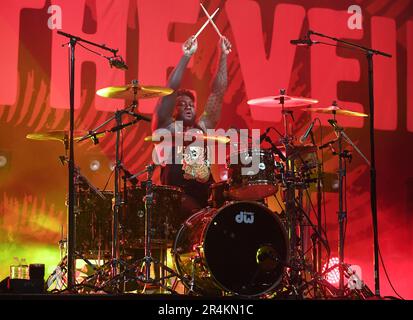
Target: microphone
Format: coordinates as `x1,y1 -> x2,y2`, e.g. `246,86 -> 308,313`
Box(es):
108,56 -> 128,70
290,38 -> 319,46
299,120 -> 315,144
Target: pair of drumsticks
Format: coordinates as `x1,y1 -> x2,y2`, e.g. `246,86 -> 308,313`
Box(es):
191,3 -> 231,54
194,4 -> 223,40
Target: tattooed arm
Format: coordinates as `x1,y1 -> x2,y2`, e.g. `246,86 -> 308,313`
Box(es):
152,36 -> 198,131
199,37 -> 231,130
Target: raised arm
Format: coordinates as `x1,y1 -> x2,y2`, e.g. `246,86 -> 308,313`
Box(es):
152,36 -> 198,131
199,37 -> 231,130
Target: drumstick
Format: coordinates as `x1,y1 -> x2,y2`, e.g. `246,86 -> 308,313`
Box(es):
200,3 -> 223,38
193,7 -> 219,40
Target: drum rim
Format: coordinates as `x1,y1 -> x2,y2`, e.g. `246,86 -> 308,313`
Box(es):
203,200 -> 289,297
172,207 -> 214,283
227,181 -> 278,200
127,184 -> 183,193
227,180 -> 278,186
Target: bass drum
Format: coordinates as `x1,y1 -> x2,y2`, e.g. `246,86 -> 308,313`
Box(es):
173,201 -> 288,297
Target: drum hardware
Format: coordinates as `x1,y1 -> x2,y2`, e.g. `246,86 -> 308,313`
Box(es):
56,30 -> 126,288
74,80 -> 172,291
324,117 -> 370,296
248,90 -> 337,297
303,30 -> 392,295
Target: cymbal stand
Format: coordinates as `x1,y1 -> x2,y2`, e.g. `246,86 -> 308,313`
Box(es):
327,118 -> 370,296
277,89 -> 300,288
309,130 -> 326,297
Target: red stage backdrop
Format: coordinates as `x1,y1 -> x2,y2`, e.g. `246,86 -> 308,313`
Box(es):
0,0 -> 412,298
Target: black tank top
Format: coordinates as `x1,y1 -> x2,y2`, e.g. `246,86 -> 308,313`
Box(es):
160,125 -> 212,208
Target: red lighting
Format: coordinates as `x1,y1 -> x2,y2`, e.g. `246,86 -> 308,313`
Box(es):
322,257 -> 340,285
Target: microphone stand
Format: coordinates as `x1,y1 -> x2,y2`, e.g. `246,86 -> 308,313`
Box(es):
57,31 -> 119,290
308,30 -> 391,296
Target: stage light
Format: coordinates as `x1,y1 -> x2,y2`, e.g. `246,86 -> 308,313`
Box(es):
89,160 -> 101,171
0,155 -> 7,168
322,257 -> 340,285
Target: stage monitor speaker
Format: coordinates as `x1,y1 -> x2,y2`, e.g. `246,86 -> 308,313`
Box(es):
0,277 -> 45,294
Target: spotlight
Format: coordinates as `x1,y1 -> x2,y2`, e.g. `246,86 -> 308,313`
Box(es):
89,160 -> 101,171
0,151 -> 10,171
0,155 -> 7,168
322,257 -> 340,285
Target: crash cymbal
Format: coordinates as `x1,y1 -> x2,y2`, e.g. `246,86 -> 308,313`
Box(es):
247,95 -> 319,108
96,83 -> 174,100
26,130 -> 105,142
144,134 -> 231,144
303,105 -> 368,117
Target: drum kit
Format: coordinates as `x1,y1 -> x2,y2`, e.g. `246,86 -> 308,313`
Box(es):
28,83 -> 374,299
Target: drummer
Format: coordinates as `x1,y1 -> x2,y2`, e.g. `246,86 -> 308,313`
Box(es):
152,35 -> 232,215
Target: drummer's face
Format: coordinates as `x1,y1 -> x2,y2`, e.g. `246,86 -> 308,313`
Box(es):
175,95 -> 195,126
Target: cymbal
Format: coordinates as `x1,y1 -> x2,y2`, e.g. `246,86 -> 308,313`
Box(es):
144,134 -> 231,144
247,95 -> 319,108
303,105 -> 368,117
96,83 -> 174,100
26,131 -> 105,142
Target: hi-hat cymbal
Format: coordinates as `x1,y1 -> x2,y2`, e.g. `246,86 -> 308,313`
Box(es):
26,130 -> 105,142
97,83 -> 174,100
247,95 -> 319,108
303,105 -> 368,117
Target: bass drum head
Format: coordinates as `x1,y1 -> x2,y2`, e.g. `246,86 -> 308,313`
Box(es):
204,201 -> 288,296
